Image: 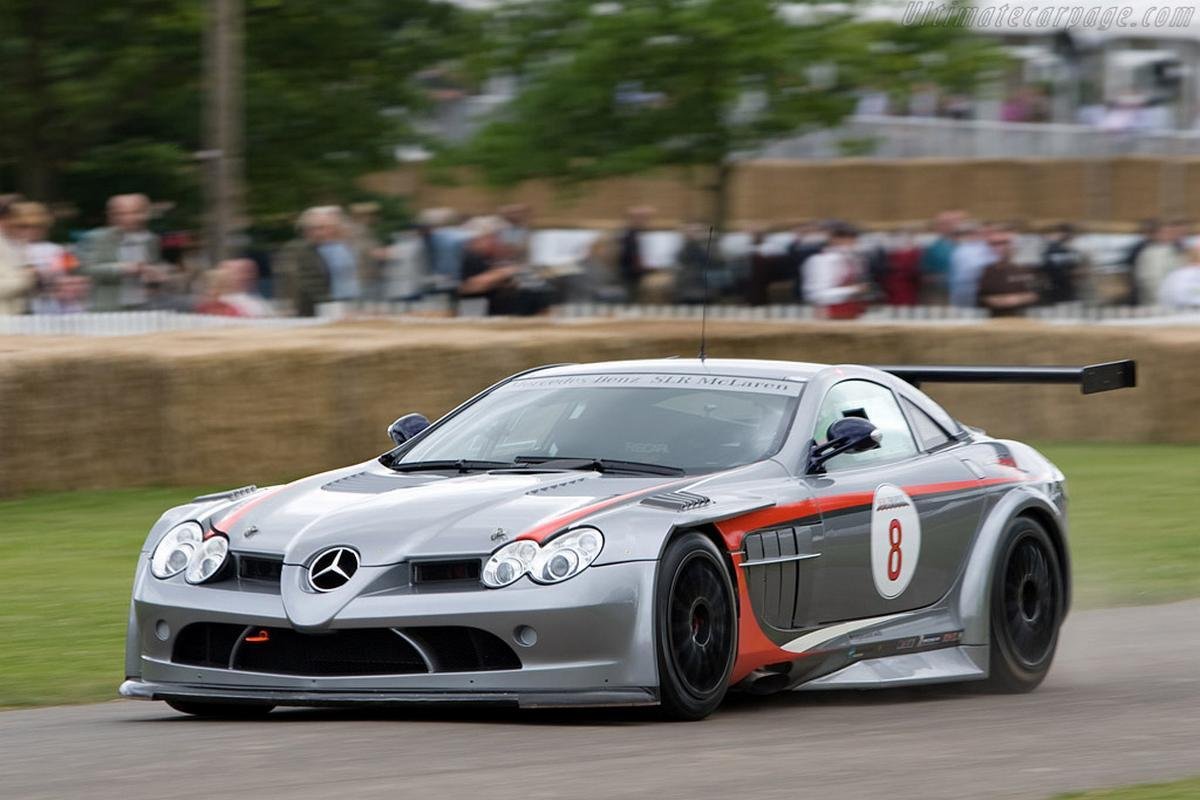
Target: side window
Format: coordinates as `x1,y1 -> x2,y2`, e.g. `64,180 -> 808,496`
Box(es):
813,380 -> 919,470
901,396 -> 954,451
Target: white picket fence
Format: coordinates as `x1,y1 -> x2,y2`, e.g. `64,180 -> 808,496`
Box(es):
2,303 -> 1198,337
0,311 -> 328,337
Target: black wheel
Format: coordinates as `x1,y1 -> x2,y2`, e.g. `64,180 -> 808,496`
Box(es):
655,532 -> 737,720
983,516 -> 1064,693
165,700 -> 275,719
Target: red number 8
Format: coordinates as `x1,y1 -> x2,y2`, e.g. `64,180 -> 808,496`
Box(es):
887,519 -> 903,581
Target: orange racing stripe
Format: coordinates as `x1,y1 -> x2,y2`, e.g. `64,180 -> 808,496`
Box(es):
515,479 -> 692,543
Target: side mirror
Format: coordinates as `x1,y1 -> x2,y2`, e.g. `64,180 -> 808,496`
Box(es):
805,417 -> 882,474
387,413 -> 431,446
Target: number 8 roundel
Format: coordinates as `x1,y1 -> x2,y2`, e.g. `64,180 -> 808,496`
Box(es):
870,484 -> 921,599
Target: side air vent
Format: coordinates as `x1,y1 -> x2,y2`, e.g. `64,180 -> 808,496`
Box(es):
742,526 -> 820,631
641,490 -> 711,511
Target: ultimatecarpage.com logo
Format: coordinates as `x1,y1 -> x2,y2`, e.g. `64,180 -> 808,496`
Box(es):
901,2 -> 1196,31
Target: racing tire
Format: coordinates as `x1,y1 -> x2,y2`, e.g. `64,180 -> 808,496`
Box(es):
165,700 -> 276,719
983,516 -> 1064,693
654,532 -> 737,721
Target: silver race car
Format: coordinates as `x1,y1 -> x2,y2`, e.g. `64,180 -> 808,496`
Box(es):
120,357 -> 1135,720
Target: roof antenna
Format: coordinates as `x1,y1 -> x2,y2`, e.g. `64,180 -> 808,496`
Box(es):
698,225 -> 714,361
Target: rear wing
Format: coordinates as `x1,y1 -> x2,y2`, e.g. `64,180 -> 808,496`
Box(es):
876,359 -> 1136,395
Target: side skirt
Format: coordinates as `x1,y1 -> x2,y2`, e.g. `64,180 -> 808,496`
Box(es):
792,645 -> 988,691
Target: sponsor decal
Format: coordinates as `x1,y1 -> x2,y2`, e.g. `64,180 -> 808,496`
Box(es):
509,373 -> 804,396
870,484 -> 921,599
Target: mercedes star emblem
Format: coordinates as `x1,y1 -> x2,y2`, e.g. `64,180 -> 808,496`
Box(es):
307,547 -> 360,592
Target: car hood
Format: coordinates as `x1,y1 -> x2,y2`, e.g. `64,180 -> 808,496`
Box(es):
210,462 -> 687,567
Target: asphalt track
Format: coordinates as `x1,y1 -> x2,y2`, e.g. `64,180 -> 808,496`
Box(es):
2,601 -> 1198,800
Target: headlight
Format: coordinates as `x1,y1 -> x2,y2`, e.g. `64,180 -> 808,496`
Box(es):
481,528 -> 604,588
185,535 -> 230,584
150,522 -> 203,579
481,540 -> 539,588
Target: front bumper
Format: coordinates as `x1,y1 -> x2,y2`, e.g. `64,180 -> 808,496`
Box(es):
124,558 -> 660,705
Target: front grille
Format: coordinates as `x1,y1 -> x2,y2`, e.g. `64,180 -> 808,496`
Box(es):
403,627 -> 521,671
237,554 -> 283,583
235,628 -> 428,676
412,559 -> 481,585
172,623 -> 521,676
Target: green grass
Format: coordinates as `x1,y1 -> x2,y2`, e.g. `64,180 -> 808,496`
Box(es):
0,487 -> 212,708
0,442 -> 1196,708
1053,777 -> 1200,799
1037,444 -> 1200,609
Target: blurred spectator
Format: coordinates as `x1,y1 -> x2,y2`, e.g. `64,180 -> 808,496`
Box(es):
1120,219 -> 1157,305
39,273 -> 90,314
1135,220 -> 1186,307
279,206 -> 364,316
80,194 -> 163,311
1010,220 -> 1043,269
1156,244 -> 1200,309
417,207 -> 466,287
1000,86 -> 1047,124
347,202 -> 387,301
458,215 -> 523,315
745,224 -> 803,306
617,206 -> 653,301
7,202 -> 73,314
949,221 -> 995,308
0,194 -> 36,314
576,236 -> 616,302
498,203 -> 533,264
382,227 -> 427,301
908,83 -> 940,118
219,259 -> 275,317
674,223 -> 711,304
882,228 -> 921,306
920,210 -> 962,304
855,86 -> 890,117
977,230 -> 1038,317
1041,224 -> 1086,304
803,221 -> 868,319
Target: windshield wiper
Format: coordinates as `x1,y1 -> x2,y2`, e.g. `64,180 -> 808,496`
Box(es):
513,456 -> 685,476
390,459 -> 516,473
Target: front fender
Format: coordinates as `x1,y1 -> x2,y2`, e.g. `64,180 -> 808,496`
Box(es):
957,484 -> 1067,646
589,494 -> 775,565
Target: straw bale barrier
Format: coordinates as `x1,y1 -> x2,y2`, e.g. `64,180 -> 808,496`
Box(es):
0,319 -> 1195,496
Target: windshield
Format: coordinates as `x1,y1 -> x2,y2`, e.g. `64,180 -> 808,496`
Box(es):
395,373 -> 804,474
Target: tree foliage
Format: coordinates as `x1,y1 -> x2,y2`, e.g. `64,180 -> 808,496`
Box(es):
449,0 -> 1006,220
0,0 -> 474,228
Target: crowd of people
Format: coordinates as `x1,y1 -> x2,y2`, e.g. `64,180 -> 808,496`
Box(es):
3,192 -> 1200,320
624,210 -> 1200,317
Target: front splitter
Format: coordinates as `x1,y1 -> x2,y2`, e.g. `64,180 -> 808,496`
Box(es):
119,679 -> 657,709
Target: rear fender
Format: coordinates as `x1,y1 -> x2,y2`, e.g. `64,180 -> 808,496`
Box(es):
957,485 -> 1067,646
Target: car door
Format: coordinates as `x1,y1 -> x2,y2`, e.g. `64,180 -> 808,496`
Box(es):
801,379 -> 985,626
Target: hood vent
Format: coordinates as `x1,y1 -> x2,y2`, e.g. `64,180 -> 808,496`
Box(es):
193,485 -> 258,503
641,490 -> 711,511
525,475 -> 589,496
321,471 -> 434,494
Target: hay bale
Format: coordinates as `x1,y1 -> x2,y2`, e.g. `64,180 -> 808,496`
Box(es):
0,319 -> 1194,497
